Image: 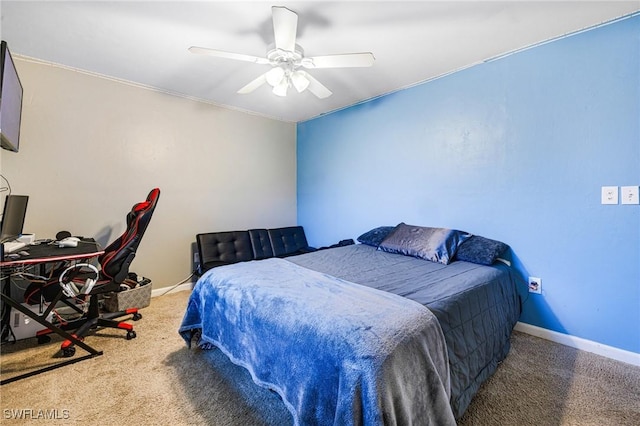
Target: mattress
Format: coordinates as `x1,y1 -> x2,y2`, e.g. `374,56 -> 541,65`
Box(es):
288,243 -> 521,418
180,257 -> 456,425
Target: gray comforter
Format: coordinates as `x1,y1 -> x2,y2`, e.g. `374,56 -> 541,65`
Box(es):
289,244 -> 521,418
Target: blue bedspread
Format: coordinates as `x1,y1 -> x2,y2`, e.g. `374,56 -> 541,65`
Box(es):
179,257 -> 455,425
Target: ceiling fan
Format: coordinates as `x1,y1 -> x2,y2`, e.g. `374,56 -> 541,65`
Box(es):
189,6 -> 375,99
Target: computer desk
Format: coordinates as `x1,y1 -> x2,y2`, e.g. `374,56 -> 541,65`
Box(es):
0,239 -> 105,385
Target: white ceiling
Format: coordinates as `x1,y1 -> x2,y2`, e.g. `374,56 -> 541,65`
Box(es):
2,1 -> 638,123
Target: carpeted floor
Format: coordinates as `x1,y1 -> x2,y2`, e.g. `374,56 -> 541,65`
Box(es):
1,290 -> 639,425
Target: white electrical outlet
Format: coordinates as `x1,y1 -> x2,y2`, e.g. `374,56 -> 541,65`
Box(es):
601,186 -> 618,205
528,277 -> 542,294
621,186 -> 639,205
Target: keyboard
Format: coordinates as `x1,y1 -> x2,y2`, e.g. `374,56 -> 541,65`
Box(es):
2,241 -> 26,253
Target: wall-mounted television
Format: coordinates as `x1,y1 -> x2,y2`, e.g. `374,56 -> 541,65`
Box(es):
0,40 -> 24,153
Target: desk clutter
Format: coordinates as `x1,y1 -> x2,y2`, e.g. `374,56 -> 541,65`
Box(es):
1,237 -> 101,262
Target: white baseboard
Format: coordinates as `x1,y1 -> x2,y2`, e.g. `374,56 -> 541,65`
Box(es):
150,281 -> 193,298
514,322 -> 640,367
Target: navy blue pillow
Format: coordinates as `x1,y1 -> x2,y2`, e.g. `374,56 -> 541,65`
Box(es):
357,226 -> 395,247
378,223 -> 472,265
455,235 -> 508,265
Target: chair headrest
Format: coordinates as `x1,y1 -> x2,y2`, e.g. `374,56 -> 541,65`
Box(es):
147,188 -> 160,204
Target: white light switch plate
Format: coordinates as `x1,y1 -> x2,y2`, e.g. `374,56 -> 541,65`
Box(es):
601,186 -> 618,204
621,186 -> 639,205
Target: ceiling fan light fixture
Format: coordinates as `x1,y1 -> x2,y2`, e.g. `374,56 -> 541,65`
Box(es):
291,70 -> 310,93
272,79 -> 289,97
266,66 -> 286,87
191,7 -> 373,100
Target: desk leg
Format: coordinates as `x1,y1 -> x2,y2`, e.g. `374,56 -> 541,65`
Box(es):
0,293 -> 104,385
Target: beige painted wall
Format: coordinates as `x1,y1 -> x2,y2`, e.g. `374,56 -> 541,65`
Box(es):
1,58 -> 297,289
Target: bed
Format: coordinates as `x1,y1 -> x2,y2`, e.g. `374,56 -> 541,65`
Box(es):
179,224 -> 521,424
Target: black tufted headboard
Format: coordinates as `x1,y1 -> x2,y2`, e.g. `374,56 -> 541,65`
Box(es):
196,231 -> 254,272
268,226 -> 311,258
248,229 -> 273,260
196,226 -> 315,274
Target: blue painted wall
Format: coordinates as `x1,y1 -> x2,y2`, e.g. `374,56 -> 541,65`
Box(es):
297,15 -> 640,354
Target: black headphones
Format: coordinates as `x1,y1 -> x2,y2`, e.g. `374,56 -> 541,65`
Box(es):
56,230 -> 72,241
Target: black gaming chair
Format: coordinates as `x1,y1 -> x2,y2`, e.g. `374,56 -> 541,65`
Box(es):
40,188 -> 160,357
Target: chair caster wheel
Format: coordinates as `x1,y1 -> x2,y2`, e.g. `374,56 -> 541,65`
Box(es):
133,312 -> 142,321
37,335 -> 51,344
126,330 -> 137,340
62,346 -> 76,357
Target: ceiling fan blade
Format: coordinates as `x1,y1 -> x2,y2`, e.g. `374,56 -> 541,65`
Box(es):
272,6 -> 298,52
303,53 -> 375,69
237,73 -> 267,94
304,72 -> 332,99
189,46 -> 269,64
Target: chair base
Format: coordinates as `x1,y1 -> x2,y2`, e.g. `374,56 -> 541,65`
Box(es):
36,298 -> 142,358
59,308 -> 141,357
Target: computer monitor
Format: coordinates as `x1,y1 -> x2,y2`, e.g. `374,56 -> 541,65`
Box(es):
0,195 -> 29,243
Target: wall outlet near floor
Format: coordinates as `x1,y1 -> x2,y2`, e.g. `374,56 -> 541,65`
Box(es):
528,277 -> 542,294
